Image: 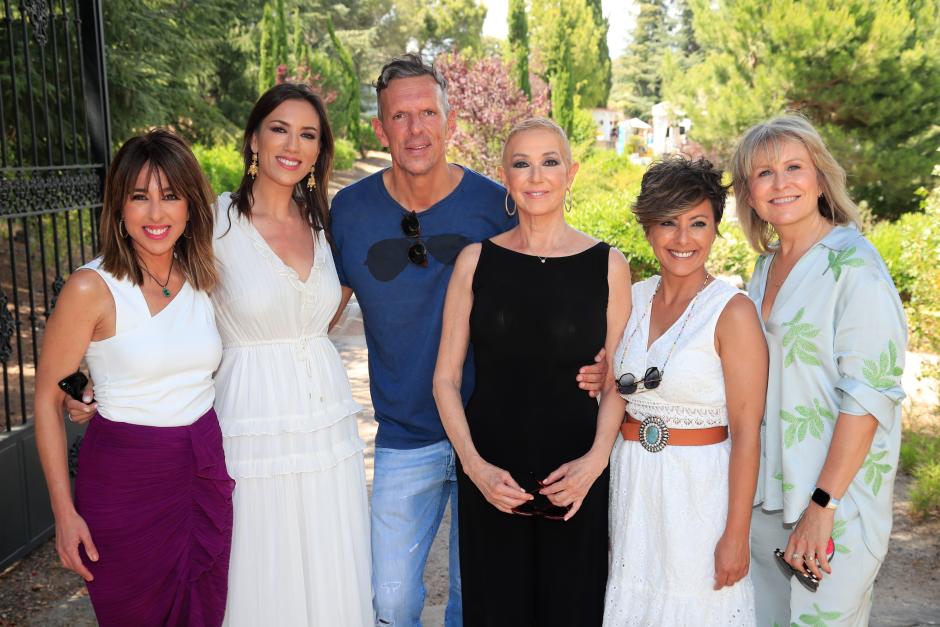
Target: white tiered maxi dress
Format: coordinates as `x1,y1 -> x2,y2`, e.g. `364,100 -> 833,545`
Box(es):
212,195 -> 371,626
604,277 -> 756,627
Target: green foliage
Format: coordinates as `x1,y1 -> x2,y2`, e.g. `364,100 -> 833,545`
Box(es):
567,151 -> 658,277
911,462 -> 940,518
618,1 -> 669,117
550,25 -> 576,137
507,0 -> 531,97
380,0 -> 487,60
258,0 -> 290,95
710,220 -> 757,282
663,0 -> 940,216
781,398 -> 835,448
862,449 -> 893,497
326,18 -> 366,156
570,106 -> 597,146
530,0 -> 611,108
192,144 -> 244,196
823,247 -> 865,281
867,179 -> 940,353
103,0 -> 244,144
900,429 -> 940,519
333,138 -> 357,171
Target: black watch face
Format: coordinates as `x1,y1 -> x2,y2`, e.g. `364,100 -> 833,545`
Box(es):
812,488 -> 830,507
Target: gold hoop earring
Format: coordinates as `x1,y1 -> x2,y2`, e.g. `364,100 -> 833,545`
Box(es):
307,164 -> 317,190
119,219 -> 127,238
248,152 -> 259,179
504,191 -> 516,217
564,188 -> 573,213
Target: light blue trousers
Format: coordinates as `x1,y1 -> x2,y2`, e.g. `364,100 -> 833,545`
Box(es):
371,439 -> 461,627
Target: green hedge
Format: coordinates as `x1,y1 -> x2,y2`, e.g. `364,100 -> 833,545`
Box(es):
193,144 -> 244,197
194,139 -> 359,195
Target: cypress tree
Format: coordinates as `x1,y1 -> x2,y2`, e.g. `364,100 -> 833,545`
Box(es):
621,0 -> 668,117
550,10 -> 575,136
507,0 -> 531,98
584,0 -> 611,105
258,3 -> 275,95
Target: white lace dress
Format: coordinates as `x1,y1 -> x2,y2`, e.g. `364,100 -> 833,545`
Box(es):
604,277 -> 756,626
211,195 -> 372,626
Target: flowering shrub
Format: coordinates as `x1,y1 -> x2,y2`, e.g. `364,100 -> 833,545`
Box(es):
437,53 -> 549,179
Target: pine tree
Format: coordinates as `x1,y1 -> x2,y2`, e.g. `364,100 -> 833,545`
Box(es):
620,0 -> 669,117
258,4 -> 276,95
507,0 -> 531,98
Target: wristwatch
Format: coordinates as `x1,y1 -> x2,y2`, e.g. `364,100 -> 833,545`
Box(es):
811,487 -> 840,510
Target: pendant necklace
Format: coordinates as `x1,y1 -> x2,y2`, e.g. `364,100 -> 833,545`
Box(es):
536,255 -> 547,264
140,255 -> 174,297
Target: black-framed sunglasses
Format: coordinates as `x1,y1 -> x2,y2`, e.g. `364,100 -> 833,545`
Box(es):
401,211 -> 428,267
773,538 -> 835,593
616,366 -> 662,395
510,472 -> 571,521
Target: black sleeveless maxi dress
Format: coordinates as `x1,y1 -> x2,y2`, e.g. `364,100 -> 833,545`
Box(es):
458,239 -> 610,626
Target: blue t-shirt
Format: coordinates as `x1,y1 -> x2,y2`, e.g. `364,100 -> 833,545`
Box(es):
331,166 -> 515,449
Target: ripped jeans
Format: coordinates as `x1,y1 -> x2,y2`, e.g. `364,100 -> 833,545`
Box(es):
372,440 -> 461,626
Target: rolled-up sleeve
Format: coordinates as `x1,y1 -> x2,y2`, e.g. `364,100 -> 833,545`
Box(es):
833,270 -> 907,430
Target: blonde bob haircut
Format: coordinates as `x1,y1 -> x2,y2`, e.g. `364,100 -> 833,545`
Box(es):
731,114 -> 859,254
99,129 -> 218,291
502,117 -> 573,167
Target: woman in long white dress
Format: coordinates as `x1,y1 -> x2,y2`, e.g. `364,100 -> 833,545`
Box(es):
214,84 -> 370,626
603,158 -> 767,626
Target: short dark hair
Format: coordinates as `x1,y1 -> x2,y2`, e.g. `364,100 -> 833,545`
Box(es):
373,53 -> 449,119
229,83 -> 334,238
633,157 -> 729,233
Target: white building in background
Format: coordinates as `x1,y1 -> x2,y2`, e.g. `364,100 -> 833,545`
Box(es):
591,108 -> 623,142
651,102 -> 692,156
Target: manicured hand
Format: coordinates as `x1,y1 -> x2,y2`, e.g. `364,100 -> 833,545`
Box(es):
784,505 -> 834,581
465,457 -> 531,514
539,452 -> 606,521
55,510 -> 98,581
63,380 -> 96,424
713,531 -> 750,589
576,348 -> 608,398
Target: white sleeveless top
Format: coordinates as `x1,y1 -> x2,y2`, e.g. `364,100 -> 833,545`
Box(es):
614,276 -> 746,429
82,258 -> 222,427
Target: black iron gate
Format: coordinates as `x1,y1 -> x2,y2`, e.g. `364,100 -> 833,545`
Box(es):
0,0 -> 109,571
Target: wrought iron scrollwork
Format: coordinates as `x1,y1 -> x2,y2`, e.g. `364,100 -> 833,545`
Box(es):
50,275 -> 65,311
0,168 -> 102,217
0,290 -> 13,364
24,0 -> 50,47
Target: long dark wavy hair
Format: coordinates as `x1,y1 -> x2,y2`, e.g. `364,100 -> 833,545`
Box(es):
227,83 -> 334,237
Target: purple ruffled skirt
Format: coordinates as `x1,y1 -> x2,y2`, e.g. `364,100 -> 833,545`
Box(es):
75,408 -> 235,627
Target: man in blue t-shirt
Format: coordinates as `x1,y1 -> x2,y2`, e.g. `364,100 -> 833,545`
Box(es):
331,54 -> 607,626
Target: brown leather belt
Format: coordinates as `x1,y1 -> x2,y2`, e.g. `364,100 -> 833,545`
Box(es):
620,413 -> 728,449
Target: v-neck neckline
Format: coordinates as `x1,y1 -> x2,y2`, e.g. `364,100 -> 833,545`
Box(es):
243,215 -> 318,285
137,280 -> 190,319
644,276 -> 716,352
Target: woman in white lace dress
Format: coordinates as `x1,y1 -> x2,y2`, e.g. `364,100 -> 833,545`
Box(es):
214,84 -> 370,626
603,158 -> 767,626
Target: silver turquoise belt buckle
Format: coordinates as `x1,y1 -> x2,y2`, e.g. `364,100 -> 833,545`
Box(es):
639,416 -> 669,453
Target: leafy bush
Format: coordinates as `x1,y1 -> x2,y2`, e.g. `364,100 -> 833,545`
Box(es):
568,150 -> 659,278
193,143 -> 243,197
900,430 -> 940,474
911,461 -> 940,519
333,138 -> 357,171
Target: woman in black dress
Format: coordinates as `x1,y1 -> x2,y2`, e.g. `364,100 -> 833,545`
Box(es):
433,117 -> 632,626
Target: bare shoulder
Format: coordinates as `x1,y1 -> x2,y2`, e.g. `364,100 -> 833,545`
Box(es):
52,268 -> 111,322
606,246 -> 631,283
717,293 -> 762,340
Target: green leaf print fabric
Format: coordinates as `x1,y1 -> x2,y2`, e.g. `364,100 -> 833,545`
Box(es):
749,225 -> 907,560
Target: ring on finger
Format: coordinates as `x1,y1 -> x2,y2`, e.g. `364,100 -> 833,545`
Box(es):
789,552 -> 803,560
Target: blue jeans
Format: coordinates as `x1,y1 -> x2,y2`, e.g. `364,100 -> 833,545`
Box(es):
372,439 -> 461,627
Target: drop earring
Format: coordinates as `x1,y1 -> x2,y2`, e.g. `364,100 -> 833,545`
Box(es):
248,152 -> 259,179
307,164 -> 317,190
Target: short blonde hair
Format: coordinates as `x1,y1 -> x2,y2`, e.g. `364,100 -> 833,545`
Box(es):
502,117 -> 573,166
731,114 -> 859,254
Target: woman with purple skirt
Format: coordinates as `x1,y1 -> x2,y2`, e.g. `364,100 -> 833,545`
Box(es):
34,129 -> 234,627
